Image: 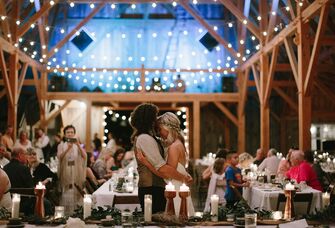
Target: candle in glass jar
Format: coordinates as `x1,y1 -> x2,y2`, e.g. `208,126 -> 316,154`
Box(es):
322,192 -> 330,208
83,194 -> 92,219
165,181 -> 175,191
144,194 -> 152,222
210,194 -> 219,221
179,183 -> 190,192
54,206 -> 65,219
11,194 -> 20,218
285,182 -> 295,190
272,211 -> 282,220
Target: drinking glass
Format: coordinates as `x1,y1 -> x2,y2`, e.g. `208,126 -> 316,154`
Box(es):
245,213 -> 257,228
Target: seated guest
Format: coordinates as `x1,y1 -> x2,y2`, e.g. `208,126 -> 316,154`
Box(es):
286,150 -> 322,191
204,158 -> 227,212
1,125 -> 14,154
107,148 -> 126,171
86,152 -> 106,190
93,148 -> 113,179
0,144 -> 9,168
277,149 -> 293,178
258,148 -> 280,175
14,130 -> 32,151
238,152 -> 254,169
202,148 -> 229,181
225,151 -> 249,207
253,148 -> 265,166
4,147 -> 52,215
304,150 -> 326,191
0,168 -> 11,210
26,147 -> 57,186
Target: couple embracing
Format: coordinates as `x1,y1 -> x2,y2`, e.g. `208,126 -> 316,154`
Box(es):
130,103 -> 194,216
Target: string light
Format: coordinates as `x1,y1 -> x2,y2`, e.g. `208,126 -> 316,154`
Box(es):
172,1 -> 177,7
69,2 -> 75,7
111,4 -> 116,9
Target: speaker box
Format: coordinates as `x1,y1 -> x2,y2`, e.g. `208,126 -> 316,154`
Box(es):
222,77 -> 235,92
71,28 -> 94,51
199,32 -> 219,52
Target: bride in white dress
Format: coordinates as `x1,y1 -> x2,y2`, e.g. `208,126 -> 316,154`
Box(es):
137,112 -> 195,217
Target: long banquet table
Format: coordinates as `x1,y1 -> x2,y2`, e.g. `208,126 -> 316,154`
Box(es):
243,185 -> 322,214
92,180 -> 141,211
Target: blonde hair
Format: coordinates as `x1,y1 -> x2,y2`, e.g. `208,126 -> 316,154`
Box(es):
157,112 -> 184,144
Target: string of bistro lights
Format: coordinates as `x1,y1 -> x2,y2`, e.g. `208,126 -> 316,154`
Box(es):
0,0 -> 304,91
101,107 -> 190,150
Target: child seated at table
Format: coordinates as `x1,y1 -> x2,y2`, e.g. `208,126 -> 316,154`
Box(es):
204,158 -> 227,212
225,151 -> 250,207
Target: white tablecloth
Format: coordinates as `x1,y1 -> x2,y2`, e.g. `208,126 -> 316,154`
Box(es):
243,186 -> 322,214
92,181 -> 141,212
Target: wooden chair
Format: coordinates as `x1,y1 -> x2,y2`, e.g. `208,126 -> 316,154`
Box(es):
276,193 -> 313,215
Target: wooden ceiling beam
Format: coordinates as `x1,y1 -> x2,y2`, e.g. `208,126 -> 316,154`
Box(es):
17,62 -> 28,101
314,78 -> 335,106
273,87 -> 298,112
239,0 -> 330,72
47,3 -> 106,59
266,0 -> 280,43
46,92 -> 240,102
251,63 -> 261,99
0,37 -> 44,71
0,0 -> 11,42
17,1 -> 56,38
0,49 -> 13,106
263,45 -> 279,105
219,0 -> 261,40
304,3 -> 329,96
0,89 -> 6,99
284,37 -> 299,87
179,0 -> 240,59
214,102 -> 238,126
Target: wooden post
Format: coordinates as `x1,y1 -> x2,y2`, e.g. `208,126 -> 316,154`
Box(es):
140,64 -> 145,93
193,101 -> 200,159
85,100 -> 92,152
237,70 -> 248,153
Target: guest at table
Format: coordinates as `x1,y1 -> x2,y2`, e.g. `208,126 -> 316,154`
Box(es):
34,128 -> 50,162
202,148 -> 229,181
204,158 -> 227,212
277,148 -> 293,178
107,147 -> 126,171
0,144 -> 9,168
0,168 -> 11,210
225,151 -> 249,207
14,130 -> 32,151
57,125 -> 87,215
106,132 -> 117,155
93,148 -> 114,179
253,148 -> 265,166
258,148 -> 280,175
238,152 -> 254,169
86,152 -> 106,192
304,150 -> 326,191
286,150 -> 322,191
1,125 -> 14,155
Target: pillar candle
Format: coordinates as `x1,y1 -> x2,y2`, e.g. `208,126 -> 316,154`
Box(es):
285,182 -> 295,190
165,181 -> 175,191
11,194 -> 20,218
144,195 -> 152,222
210,194 -> 219,221
322,192 -> 330,208
179,183 -> 190,192
83,194 -> 92,219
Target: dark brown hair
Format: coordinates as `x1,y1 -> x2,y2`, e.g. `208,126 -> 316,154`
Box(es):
130,103 -> 159,143
213,158 -> 225,174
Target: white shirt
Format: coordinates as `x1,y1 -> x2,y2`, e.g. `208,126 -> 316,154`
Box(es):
258,155 -> 280,174
0,157 -> 9,168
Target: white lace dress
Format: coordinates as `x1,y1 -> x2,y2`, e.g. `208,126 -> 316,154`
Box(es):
167,163 -> 195,217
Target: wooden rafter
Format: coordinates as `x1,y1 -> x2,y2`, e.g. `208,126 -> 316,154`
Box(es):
32,67 -> 45,115
179,0 -> 239,59
0,0 -> 11,42
219,0 -> 261,40
46,92 -> 240,102
286,0 -> 296,20
238,67 -> 250,117
263,45 -> 279,105
17,1 -> 56,38
314,78 -> 335,106
0,89 -> 6,99
17,62 -> 28,100
239,0 -> 330,71
266,0 -> 280,43
0,37 -> 44,71
304,3 -> 330,95
251,63 -> 261,99
273,87 -> 298,112
0,49 -> 13,106
238,0 -> 251,55
47,3 -> 106,59
214,102 -> 238,126
44,100 -> 71,125
34,0 -> 48,57
284,37 -> 298,87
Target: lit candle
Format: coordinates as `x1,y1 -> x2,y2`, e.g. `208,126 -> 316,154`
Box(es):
285,182 -> 295,190
322,192 -> 330,208
314,151 -> 317,155
210,194 -> 219,222
194,211 -> 203,218
144,195 -> 152,222
35,181 -> 46,189
54,206 -> 64,219
333,158 -> 335,164
165,181 -> 175,191
11,194 -> 20,218
272,211 -> 282,220
179,183 -> 190,192
327,158 -> 331,163
83,194 -> 92,219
